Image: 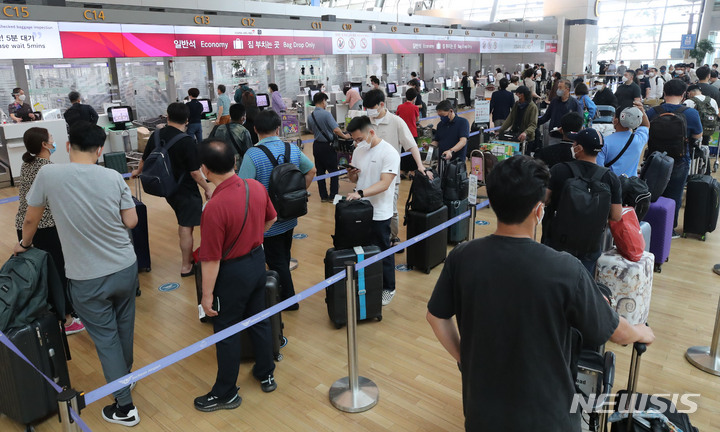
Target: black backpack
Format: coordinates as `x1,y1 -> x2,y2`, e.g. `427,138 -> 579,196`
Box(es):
648,105 -> 688,159
404,168 -> 443,223
441,159 -> 469,202
258,143 -> 308,222
691,96 -> 718,137
139,131 -> 189,197
549,163 -> 612,256
619,175 -> 652,221
332,199 -> 374,249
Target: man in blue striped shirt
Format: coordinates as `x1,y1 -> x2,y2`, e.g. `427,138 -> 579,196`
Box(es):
238,110 -> 316,310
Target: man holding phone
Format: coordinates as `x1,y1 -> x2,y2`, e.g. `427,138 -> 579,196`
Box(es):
194,138 -> 279,413
346,116 -> 401,306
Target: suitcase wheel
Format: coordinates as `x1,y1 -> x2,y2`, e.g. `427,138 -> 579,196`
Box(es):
376,315 -> 382,322
654,263 -> 662,273
424,269 -> 431,274
682,233 -> 687,238
142,267 -> 151,272
200,316 -> 210,323
275,353 -> 284,362
136,287 -> 142,297
714,162 -> 718,172
334,322 -> 343,329
280,336 -> 288,348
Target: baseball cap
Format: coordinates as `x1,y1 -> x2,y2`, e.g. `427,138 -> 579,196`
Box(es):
567,128 -> 604,153
619,106 -> 643,129
687,84 -> 701,92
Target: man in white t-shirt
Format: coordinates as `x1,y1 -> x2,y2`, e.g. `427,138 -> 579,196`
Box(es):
346,115 -> 401,306
362,89 -> 429,249
647,67 -> 666,101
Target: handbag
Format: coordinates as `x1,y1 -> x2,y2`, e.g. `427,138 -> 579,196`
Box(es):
609,206 -> 645,262
311,111 -> 339,150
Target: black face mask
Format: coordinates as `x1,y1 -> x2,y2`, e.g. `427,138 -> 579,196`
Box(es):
517,101 -> 529,109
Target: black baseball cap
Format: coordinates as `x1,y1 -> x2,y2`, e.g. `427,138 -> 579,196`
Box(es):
567,128 -> 604,153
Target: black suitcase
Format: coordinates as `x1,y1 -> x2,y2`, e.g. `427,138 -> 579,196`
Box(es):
195,268 -> 287,360
324,246 -> 383,329
131,180 -> 151,272
639,151 -> 673,202
332,199 -> 374,250
446,198 -> 470,244
683,174 -> 720,241
406,206 -> 448,273
0,313 -> 70,427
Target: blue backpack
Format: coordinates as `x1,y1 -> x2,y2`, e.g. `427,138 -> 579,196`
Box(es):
139,131 -> 189,197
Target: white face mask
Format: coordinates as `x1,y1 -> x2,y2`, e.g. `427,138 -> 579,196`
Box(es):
621,76 -> 628,83
18,94 -> 26,102
598,85 -> 605,91
556,89 -> 566,98
637,74 -> 645,79
649,72 -> 655,77
366,108 -> 379,118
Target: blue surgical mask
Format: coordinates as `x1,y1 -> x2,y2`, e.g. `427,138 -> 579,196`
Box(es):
440,115 -> 450,123
50,142 -> 56,155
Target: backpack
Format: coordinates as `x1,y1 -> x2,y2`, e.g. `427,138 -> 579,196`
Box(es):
139,131 -> 189,197
440,158 -> 469,202
619,175 -> 651,221
691,96 -> 718,137
404,167 -> 443,221
648,105 -> 688,159
333,199 -> 374,249
258,143 -> 308,222
549,163 -> 612,256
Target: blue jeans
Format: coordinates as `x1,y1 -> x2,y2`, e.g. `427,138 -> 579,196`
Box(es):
662,159 -> 689,228
370,218 -> 395,292
187,122 -> 202,144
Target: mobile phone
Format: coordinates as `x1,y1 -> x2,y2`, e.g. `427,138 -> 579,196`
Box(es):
340,163 -> 357,170
213,296 -> 220,313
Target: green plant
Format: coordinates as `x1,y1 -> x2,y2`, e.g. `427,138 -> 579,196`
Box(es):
690,39 -> 715,64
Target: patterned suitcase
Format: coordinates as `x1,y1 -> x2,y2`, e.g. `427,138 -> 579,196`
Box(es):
641,196 -> 675,273
595,249 -> 654,326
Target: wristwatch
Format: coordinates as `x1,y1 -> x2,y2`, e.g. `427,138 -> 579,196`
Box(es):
19,240 -> 32,249
357,190 -> 364,198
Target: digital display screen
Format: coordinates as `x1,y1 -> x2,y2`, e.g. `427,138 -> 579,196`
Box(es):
310,90 -> 320,99
256,94 -> 270,108
351,86 -> 362,94
199,99 -> 211,113
387,83 -> 397,94
110,107 -> 130,122
445,79 -> 453,89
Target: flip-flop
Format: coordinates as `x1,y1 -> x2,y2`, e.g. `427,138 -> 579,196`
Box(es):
181,267 -> 196,277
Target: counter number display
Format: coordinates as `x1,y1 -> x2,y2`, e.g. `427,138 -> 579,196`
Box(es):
83,10 -> 105,21
3,6 -> 29,19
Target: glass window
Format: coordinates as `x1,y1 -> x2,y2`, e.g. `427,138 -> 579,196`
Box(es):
661,24 -> 691,42
0,61 -> 17,120
624,0 -> 668,10
173,57 -> 209,101
618,43 -> 658,60
622,8 -> 665,25
116,59 -> 167,120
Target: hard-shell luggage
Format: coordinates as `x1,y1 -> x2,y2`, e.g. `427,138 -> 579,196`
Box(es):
104,151 -> 129,174
446,198 -> 469,244
0,313 -> 71,427
576,349 -> 615,432
332,199 -> 374,250
131,179 -> 151,272
642,197 -> 675,273
406,206 -> 448,274
690,144 -> 710,176
640,222 -> 651,253
238,271 -> 286,362
639,151 -> 673,202
595,249 -> 654,326
610,344 -> 699,432
683,173 -> 720,241
324,246 -> 383,329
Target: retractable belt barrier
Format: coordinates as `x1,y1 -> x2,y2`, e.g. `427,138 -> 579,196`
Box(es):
0,198 -> 491,430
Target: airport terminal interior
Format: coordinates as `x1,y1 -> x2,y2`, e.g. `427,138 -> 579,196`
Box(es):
3,0 -> 720,431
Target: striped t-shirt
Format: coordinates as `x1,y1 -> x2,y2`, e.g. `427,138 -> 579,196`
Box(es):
238,137 -> 314,237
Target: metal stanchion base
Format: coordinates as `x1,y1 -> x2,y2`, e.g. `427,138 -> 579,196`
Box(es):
685,346 -> 720,376
329,376 -> 379,413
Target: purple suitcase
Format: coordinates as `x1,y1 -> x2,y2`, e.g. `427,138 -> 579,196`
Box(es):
641,196 -> 675,273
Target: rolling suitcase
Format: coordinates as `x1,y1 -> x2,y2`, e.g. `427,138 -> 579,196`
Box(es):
595,249 -> 654,326
131,179 -> 151,272
641,197 -> 674,273
446,198 -> 469,244
239,271 -> 287,362
682,174 -> 720,241
406,206 -> 448,274
610,344 -> 699,432
0,313 -> 71,427
639,151 -> 673,202
639,222 -> 651,252
324,246 -> 383,328
104,151 -> 129,174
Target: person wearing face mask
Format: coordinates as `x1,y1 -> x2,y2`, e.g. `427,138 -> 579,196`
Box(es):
613,69 -> 642,110
433,99 -> 471,162
596,104 -> 650,178
427,155 -> 654,432
496,86 -> 537,143
267,83 -> 286,115
9,87 -> 35,123
538,79 -> 582,133
635,68 -> 650,99
544,128 -> 623,275
15,127 -> 85,336
592,79 -> 618,108
674,63 -> 690,83
660,65 -> 672,83
362,89 -> 429,249
63,91 -> 99,129
15,121 -> 141,426
306,92 -> 352,203
132,103 -> 213,277
616,61 -> 627,85
345,115 -> 400,306
646,67 -> 665,105
208,104 -> 253,172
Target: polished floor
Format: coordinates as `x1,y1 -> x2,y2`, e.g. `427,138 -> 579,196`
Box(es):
2,114 -> 720,431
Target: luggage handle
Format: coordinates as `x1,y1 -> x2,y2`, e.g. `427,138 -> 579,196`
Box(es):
135,177 -> 142,201
624,341 -> 647,431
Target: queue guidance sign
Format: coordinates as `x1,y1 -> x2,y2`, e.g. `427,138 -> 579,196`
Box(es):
0,20 -> 62,59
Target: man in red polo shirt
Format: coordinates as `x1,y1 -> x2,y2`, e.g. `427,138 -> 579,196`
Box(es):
396,87 -> 421,177
194,138 -> 279,413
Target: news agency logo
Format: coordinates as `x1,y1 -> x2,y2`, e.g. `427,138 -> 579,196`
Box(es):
570,393 -> 700,415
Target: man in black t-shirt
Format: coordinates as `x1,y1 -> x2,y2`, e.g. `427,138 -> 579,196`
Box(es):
427,155 -> 655,432
614,69 -> 642,110
544,128 -> 622,274
186,88 -> 204,143
64,91 -> 99,128
132,103 -> 213,277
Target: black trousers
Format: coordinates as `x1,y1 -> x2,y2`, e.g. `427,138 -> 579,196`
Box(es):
263,229 -> 295,300
370,219 -> 395,292
463,88 -> 471,107
211,247 -> 275,398
313,140 -> 339,200
18,227 -> 72,315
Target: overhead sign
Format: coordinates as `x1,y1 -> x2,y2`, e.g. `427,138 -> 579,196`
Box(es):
331,32 -> 372,55
680,34 -> 697,50
0,20 -> 62,59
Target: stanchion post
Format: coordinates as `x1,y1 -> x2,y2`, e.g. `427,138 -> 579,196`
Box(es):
686,293 -> 720,375
468,203 -> 476,241
329,261 -> 379,413
58,388 -> 84,432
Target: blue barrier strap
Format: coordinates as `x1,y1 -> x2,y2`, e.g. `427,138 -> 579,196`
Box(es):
0,196 -> 19,204
82,270 -> 347,405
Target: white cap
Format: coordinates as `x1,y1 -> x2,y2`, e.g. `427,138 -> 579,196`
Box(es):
619,106 -> 643,130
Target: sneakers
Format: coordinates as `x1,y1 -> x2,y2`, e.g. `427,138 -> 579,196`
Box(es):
259,374 -> 277,393
194,391 -> 242,412
391,237 -> 404,254
102,402 -> 140,427
64,318 -> 85,335
382,289 -> 396,306
672,230 -> 681,239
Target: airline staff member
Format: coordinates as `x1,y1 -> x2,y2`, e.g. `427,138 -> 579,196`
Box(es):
9,88 -> 35,123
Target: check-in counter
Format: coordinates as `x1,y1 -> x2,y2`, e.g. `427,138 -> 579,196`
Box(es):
386,96 -> 403,113
0,119 -> 69,185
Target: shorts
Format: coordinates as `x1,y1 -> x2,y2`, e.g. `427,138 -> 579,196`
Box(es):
166,187 -> 202,227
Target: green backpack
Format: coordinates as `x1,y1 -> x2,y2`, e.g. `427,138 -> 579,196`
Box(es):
691,96 -> 718,137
